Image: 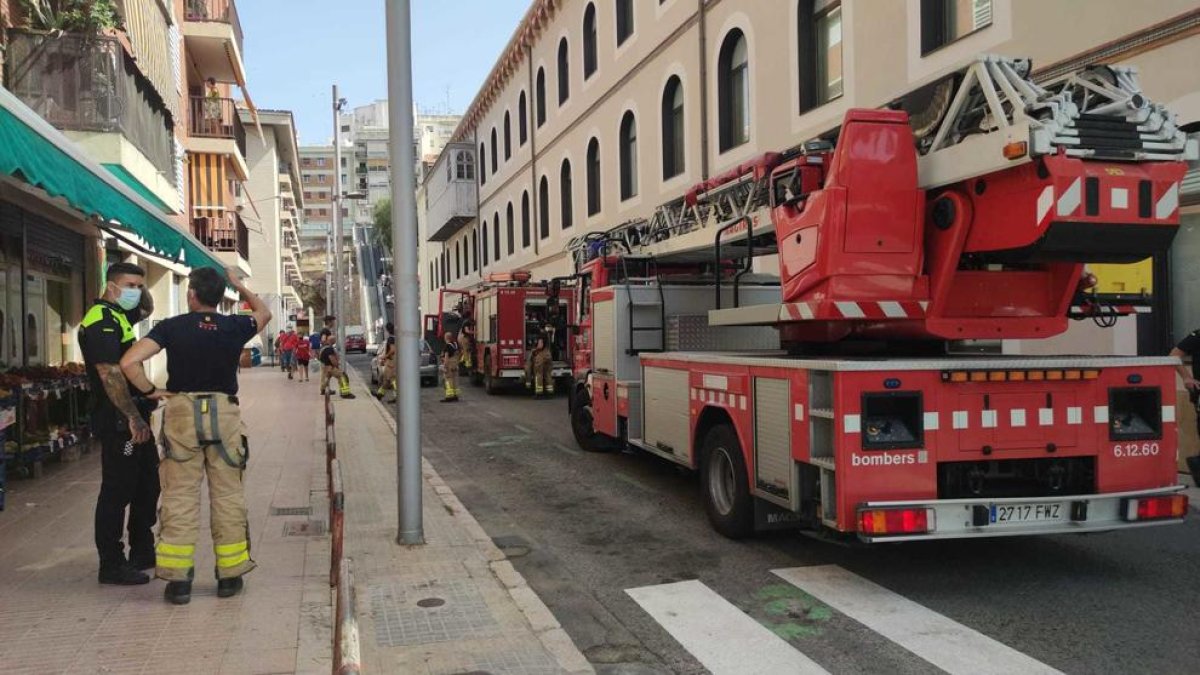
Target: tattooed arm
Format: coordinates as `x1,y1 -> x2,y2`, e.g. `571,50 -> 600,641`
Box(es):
96,362 -> 151,443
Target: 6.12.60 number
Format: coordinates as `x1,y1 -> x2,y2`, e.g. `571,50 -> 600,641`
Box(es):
1112,442 -> 1159,458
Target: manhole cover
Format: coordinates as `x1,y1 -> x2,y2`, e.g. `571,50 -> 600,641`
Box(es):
369,578 -> 500,647
283,520 -> 326,536
417,597 -> 445,608
270,506 -> 312,516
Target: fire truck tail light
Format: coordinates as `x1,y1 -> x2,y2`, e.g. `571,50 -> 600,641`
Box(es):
1122,495 -> 1187,521
859,508 -> 934,535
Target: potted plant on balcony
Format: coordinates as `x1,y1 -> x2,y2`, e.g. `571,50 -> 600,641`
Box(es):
18,0 -> 123,34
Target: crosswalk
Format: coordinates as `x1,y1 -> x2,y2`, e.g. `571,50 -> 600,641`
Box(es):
626,565 -> 1064,675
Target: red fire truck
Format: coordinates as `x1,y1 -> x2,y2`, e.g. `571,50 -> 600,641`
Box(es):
566,57 -> 1195,541
439,271 -> 575,394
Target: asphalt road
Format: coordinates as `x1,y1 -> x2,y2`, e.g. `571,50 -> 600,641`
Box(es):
349,355 -> 1200,675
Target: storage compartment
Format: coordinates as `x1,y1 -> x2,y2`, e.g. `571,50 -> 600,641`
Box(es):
753,377 -> 797,509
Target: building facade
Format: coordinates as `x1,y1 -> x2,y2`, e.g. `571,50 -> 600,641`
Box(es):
420,0 -> 1200,330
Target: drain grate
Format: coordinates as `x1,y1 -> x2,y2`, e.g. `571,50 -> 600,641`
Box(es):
283,520 -> 326,536
270,506 -> 312,516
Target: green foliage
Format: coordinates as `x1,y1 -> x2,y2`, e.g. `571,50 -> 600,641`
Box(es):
19,0 -> 123,33
373,198 -> 393,252
295,277 -> 328,317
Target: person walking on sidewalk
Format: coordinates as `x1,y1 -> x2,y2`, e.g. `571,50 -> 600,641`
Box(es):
294,335 -> 312,383
279,326 -> 299,379
441,330 -> 461,403
319,334 -> 357,399
119,266 -> 269,605
375,322 -> 396,401
81,262 -> 159,586
1171,329 -> 1200,486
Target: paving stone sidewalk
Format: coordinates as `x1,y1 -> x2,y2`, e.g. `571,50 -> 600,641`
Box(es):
0,367 -> 332,674
336,378 -> 593,674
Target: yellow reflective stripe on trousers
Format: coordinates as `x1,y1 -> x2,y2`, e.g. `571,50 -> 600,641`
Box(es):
216,551 -> 250,568
214,541 -> 248,557
157,542 -> 195,556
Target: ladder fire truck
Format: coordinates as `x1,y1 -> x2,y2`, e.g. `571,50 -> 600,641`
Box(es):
566,56 -> 1196,542
438,271 -> 575,394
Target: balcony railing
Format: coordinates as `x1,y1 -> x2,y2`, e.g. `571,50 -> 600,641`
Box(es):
192,211 -> 249,260
184,0 -> 244,55
4,30 -> 177,186
189,96 -> 246,157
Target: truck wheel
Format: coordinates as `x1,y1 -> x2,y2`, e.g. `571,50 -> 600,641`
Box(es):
571,388 -> 611,453
483,354 -> 499,395
700,425 -> 754,539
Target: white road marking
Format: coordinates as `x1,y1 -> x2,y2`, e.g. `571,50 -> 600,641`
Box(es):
626,580 -> 829,675
552,442 -> 580,456
514,424 -> 533,434
486,410 -> 503,419
773,566 -> 1063,675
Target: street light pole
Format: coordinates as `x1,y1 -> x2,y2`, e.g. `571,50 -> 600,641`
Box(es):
332,84 -> 346,359
386,0 -> 423,545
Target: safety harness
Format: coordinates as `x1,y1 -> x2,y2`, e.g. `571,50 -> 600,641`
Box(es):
163,394 -> 247,469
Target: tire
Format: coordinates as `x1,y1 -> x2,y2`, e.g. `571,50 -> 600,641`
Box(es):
699,425 -> 755,539
483,353 -> 499,395
571,387 -> 612,453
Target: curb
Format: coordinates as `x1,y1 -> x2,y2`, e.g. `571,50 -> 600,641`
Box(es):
361,383 -> 595,674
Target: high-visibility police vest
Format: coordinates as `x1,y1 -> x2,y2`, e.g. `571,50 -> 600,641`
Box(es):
80,302 -> 137,347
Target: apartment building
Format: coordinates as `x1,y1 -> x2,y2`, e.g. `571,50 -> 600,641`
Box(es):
420,0 -> 1200,343
240,108 -> 304,333
298,145 -> 338,275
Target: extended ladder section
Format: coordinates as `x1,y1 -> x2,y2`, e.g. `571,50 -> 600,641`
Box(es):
904,55 -> 1198,188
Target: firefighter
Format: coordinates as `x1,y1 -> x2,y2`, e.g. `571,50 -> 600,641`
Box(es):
441,330 -> 461,402
1171,329 -> 1200,486
458,317 -> 475,370
530,333 -> 554,397
319,333 -> 357,399
374,322 -> 397,401
119,267 -> 270,605
81,261 -> 158,585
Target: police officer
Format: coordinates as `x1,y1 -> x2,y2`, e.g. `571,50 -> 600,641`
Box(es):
81,261 -> 158,585
120,266 -> 270,605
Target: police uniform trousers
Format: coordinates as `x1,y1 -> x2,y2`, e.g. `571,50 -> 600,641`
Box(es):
94,404 -> 159,569
155,394 -> 255,581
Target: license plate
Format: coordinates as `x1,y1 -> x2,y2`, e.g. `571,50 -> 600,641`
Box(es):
991,503 -> 1062,524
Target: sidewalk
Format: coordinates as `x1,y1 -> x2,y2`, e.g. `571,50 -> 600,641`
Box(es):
0,368 -> 332,674
335,378 -> 593,674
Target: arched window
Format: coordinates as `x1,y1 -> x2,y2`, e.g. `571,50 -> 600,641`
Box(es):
718,28 -> 750,151
455,240 -> 461,279
619,111 -> 638,200
428,262 -> 434,291
456,150 -> 475,180
539,176 -> 550,239
493,213 -> 501,260
616,0 -> 634,45
583,3 -> 598,79
503,112 -> 512,160
536,68 -> 547,127
521,191 -> 531,248
471,229 -> 479,271
506,202 -> 515,256
560,159 -> 574,229
586,137 -> 601,216
479,142 -> 487,185
662,76 -> 685,179
482,220 -> 489,266
518,91 -> 528,144
490,127 -> 499,173
557,38 -> 570,105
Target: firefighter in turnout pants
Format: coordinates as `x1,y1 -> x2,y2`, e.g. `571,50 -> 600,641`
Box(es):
120,267 -> 271,604
441,331 -> 461,402
526,332 -> 554,397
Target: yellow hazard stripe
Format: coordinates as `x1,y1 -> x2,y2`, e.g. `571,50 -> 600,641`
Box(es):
216,551 -> 250,568
214,541 -> 248,556
157,542 -> 195,556
156,556 -> 193,569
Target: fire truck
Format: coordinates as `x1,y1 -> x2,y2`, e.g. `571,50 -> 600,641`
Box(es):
566,56 -> 1196,542
438,270 -> 575,394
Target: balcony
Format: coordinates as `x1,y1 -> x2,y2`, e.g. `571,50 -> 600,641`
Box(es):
183,0 -> 246,85
188,96 -> 246,155
3,30 -> 177,187
425,143 -> 478,242
192,211 -> 249,261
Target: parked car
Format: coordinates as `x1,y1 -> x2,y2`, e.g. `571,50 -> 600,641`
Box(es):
371,339 -> 438,387
345,333 -> 367,354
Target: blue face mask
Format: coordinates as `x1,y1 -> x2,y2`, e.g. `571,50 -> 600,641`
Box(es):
116,286 -> 142,311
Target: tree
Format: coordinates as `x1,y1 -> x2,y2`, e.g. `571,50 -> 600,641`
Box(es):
373,198 -> 392,252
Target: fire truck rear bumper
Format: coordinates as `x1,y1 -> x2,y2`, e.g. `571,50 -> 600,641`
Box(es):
856,485 -> 1187,543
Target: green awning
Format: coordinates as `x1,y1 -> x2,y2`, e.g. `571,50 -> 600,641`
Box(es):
102,163 -> 174,214
0,89 -> 221,271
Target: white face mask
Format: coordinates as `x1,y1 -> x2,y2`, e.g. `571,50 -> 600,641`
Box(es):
112,284 -> 142,311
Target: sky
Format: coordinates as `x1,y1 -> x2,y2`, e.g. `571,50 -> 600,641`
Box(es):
238,0 -> 529,145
